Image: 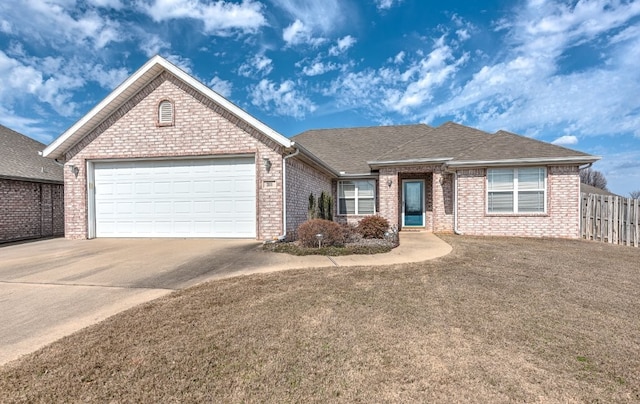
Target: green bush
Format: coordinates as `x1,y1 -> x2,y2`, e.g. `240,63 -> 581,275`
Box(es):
357,215 -> 390,239
297,219 -> 345,248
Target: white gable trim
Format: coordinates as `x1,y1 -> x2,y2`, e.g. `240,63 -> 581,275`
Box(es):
43,55 -> 292,159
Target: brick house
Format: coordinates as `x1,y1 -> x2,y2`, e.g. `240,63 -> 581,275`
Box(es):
43,56 -> 598,240
1,125 -> 64,243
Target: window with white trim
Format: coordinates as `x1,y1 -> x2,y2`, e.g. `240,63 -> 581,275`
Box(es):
338,180 -> 376,215
487,167 -> 546,213
158,100 -> 174,126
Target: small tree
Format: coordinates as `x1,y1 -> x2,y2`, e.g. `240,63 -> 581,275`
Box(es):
318,191 -> 333,221
580,168 -> 608,191
308,193 -> 317,220
630,190 -> 640,199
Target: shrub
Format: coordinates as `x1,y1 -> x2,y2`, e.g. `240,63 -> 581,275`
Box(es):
357,215 -> 390,239
297,219 -> 345,248
340,222 -> 361,243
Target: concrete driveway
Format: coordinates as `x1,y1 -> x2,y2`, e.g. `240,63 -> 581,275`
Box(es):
0,237 -> 270,365
0,232 -> 451,366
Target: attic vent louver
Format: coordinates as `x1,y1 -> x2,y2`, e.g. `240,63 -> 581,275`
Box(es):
158,100 -> 174,126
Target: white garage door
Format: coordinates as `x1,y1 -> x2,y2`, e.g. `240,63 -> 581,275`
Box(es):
93,157 -> 256,238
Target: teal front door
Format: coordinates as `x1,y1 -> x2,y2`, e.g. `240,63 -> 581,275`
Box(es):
403,180 -> 424,227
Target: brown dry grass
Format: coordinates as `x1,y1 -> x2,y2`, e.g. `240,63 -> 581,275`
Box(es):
1,235 -> 639,403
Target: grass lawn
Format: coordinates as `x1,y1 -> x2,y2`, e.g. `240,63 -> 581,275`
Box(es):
1,235 -> 639,402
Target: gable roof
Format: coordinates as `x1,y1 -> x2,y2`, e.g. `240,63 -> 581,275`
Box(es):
293,122 -> 599,174
43,55 -> 292,160
0,124 -> 63,183
292,124 -> 430,174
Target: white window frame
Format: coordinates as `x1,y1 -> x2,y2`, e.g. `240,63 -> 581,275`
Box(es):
338,180 -> 376,215
487,167 -> 547,214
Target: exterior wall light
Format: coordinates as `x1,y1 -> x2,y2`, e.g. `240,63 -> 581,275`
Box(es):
69,164 -> 79,178
387,178 -> 393,187
263,158 -> 272,173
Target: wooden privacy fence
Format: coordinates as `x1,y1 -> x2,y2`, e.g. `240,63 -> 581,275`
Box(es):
581,193 -> 639,247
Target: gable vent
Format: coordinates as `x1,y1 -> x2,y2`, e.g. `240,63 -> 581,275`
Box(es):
158,100 -> 174,125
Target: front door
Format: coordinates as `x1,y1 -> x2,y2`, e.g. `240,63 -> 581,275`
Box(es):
402,180 -> 425,227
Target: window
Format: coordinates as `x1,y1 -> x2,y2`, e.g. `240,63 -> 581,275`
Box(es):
158,100 -> 174,126
338,180 -> 376,215
487,168 -> 546,213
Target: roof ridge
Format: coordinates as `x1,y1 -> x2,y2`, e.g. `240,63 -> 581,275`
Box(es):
372,125 -> 434,161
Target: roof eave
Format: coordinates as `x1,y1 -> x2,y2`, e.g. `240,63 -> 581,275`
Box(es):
446,156 -> 601,168
0,174 -> 64,184
367,157 -> 454,169
43,55 -> 292,160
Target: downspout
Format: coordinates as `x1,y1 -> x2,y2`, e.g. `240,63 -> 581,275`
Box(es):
442,164 -> 463,235
275,147 -> 300,242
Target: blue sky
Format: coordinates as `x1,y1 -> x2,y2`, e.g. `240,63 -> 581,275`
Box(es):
1,0 -> 639,196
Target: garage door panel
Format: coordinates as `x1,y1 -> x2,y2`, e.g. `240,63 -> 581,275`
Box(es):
94,158 -> 256,238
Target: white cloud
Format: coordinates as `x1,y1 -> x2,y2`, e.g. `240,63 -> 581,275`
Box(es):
165,54 -> 194,73
0,105 -> 53,144
417,0 -> 640,138
282,19 -> 326,47
87,0 -> 124,9
208,76 -> 233,98
551,135 -> 578,146
375,0 -> 401,10
0,19 -> 11,33
327,36 -> 467,116
456,29 -> 470,41
302,61 -> 338,76
328,35 -> 356,56
250,79 -> 316,119
0,2 -> 124,49
0,51 -> 81,117
139,0 -> 267,35
138,33 -> 170,57
238,54 -> 273,77
391,51 -> 405,64
272,0 -> 345,33
87,64 -> 129,89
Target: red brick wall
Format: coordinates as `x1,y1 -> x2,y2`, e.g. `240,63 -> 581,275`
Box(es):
0,179 -> 64,243
456,165 -> 581,238
64,72 -> 285,240
285,158 -> 333,238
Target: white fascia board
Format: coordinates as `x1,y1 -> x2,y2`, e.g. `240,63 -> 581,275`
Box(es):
43,55 -> 291,159
447,155 -> 601,168
337,173 -> 379,179
368,157 -> 453,168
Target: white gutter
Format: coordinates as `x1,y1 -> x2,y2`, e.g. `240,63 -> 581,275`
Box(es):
448,156 -> 600,168
368,157 -> 453,169
275,146 -> 300,242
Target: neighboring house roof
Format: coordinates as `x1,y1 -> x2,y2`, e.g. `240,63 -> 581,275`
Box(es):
43,55 -> 292,160
580,183 -> 620,197
0,124 -> 63,183
293,121 -> 599,174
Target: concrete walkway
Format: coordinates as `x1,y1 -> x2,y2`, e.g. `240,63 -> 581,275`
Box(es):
0,232 -> 450,366
209,231 -> 452,280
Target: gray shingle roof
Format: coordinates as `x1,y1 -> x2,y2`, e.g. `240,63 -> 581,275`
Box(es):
292,124 -> 428,174
0,125 -> 63,183
580,183 -> 620,197
292,122 -> 597,174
